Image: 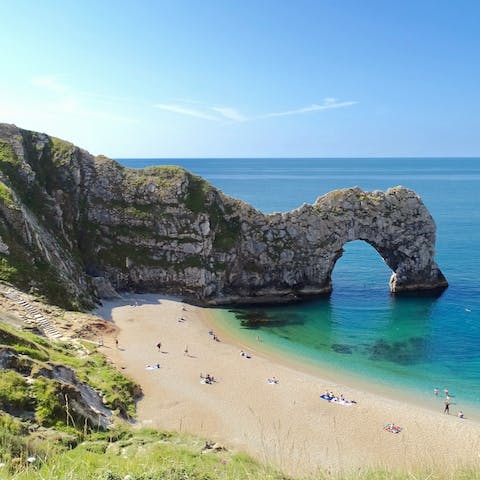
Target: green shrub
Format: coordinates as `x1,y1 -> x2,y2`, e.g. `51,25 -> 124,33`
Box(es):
0,181 -> 16,208
12,345 -> 49,362
0,370 -> 32,412
32,377 -> 64,426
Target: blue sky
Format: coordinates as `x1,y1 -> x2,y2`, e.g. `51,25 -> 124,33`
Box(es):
1,0 -> 479,157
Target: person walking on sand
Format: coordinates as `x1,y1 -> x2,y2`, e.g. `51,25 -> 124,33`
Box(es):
444,397 -> 450,414
184,345 -> 189,356
115,338 -> 119,349
156,342 -> 161,351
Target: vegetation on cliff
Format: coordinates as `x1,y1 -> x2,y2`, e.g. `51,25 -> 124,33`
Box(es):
0,322 -> 138,423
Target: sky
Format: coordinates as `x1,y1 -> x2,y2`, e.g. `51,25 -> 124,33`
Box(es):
1,0 -> 479,157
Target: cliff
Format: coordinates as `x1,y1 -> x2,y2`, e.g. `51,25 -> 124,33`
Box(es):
0,124 -> 447,309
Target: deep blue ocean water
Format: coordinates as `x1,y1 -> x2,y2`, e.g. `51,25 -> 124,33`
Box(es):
119,158 -> 480,414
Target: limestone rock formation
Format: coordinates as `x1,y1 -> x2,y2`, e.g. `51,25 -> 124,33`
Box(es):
0,124 -> 447,308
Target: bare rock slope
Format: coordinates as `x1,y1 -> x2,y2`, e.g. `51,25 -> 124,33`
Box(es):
0,124 -> 447,309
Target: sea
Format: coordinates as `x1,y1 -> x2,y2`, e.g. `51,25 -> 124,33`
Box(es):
118,157 -> 480,416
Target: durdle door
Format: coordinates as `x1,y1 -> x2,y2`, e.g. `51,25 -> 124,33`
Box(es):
0,124 -> 447,309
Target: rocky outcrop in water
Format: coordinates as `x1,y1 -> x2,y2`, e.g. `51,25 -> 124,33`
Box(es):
0,124 -> 447,308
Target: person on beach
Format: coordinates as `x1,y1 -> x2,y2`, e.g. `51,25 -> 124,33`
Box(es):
458,411 -> 464,418
384,423 -> 401,434
444,397 -> 450,414
444,388 -> 449,396
184,345 -> 189,356
115,338 -> 119,349
434,388 -> 439,396
156,342 -> 161,351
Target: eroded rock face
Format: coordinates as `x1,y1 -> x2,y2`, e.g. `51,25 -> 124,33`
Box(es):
0,124 -> 447,308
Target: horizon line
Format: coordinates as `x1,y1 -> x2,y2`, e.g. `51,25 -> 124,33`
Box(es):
113,155 -> 480,160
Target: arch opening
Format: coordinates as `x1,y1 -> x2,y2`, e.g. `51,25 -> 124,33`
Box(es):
330,240 -> 393,295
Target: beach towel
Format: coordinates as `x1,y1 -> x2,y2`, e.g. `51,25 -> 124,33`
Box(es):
320,395 -> 354,406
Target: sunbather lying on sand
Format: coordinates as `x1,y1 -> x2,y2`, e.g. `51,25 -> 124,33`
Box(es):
200,373 -> 216,384
383,423 -> 402,434
145,364 -> 160,370
319,391 -> 357,405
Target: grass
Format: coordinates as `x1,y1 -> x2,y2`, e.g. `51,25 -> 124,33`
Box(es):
0,426 -> 287,480
0,321 -> 139,421
0,421 -> 478,480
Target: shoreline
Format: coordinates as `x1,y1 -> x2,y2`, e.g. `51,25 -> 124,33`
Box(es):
206,308 -> 480,423
96,294 -> 480,476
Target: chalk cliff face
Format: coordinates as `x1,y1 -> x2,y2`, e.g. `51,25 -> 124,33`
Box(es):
0,124 -> 447,309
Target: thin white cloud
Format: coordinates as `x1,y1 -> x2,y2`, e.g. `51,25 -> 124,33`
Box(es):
212,106 -> 248,122
154,98 -> 356,122
263,98 -> 357,118
155,103 -> 219,121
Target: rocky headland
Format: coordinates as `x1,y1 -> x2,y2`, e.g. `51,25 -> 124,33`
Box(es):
0,123 -> 447,310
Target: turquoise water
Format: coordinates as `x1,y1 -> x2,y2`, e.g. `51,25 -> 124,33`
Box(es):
119,158 -> 480,413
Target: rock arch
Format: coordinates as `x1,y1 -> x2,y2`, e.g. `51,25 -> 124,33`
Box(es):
316,186 -> 448,294
221,186 -> 448,303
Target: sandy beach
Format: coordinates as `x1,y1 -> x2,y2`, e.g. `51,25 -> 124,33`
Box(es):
97,294 -> 480,476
